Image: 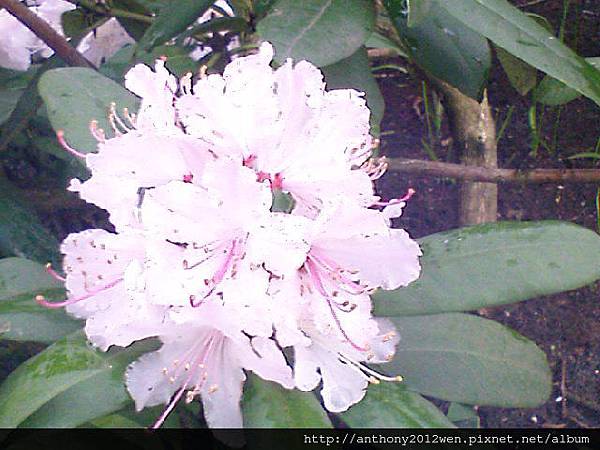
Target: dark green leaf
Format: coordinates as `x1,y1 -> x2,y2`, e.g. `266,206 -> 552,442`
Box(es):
0,59 -> 62,154
447,402 -> 480,428
383,313 -> 552,407
89,413 -> 144,428
364,31 -> 407,58
407,0 -> 432,28
438,0 -> 600,106
385,0 -> 491,99
533,57 -> 600,105
0,257 -> 81,343
111,0 -> 155,40
0,177 -> 61,266
137,0 -> 214,51
373,221 -> 600,316
0,89 -> 22,126
0,331 -> 158,427
496,46 -> 537,96
322,46 -> 385,135
340,383 -> 455,428
38,68 -> 140,153
242,375 -> 332,427
257,0 -> 375,67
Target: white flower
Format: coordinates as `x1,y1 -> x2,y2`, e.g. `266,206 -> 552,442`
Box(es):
77,18 -> 134,67
0,0 -> 74,71
42,42 -> 423,428
176,42 -> 377,215
267,203 -> 421,411
126,303 -> 293,428
37,228 -> 170,351
67,132 -> 213,230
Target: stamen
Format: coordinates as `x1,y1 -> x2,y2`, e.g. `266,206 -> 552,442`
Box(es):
180,72 -> 193,95
371,188 -> 416,207
305,259 -> 368,352
190,240 -> 238,307
308,254 -> 365,295
56,130 -> 86,159
35,277 -> 123,309
338,353 -> 403,383
89,120 -> 106,143
123,108 -> 137,128
45,263 -> 65,282
152,335 -> 216,429
361,156 -> 388,180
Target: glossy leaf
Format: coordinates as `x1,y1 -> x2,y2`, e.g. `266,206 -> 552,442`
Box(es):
340,383 -> 455,428
137,0 -> 214,51
38,68 -> 139,153
438,0 -> 600,106
533,57 -> 600,105
496,46 -> 537,96
383,313 -> 551,407
0,331 -> 158,427
385,0 -> 491,99
0,258 -> 80,342
242,375 -> 332,427
257,0 -> 375,67
0,177 -> 61,266
322,46 -> 385,135
407,0 -> 432,28
373,221 -> 600,316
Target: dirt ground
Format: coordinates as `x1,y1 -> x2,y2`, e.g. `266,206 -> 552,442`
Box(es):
375,0 -> 600,428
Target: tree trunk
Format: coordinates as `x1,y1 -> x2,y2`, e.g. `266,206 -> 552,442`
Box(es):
441,83 -> 498,225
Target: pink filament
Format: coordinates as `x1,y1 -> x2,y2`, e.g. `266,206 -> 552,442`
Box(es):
152,336 -> 216,429
190,240 -> 237,307
371,187 -> 416,207
309,254 -> 365,295
45,263 -> 65,282
305,258 -> 368,352
36,278 -> 123,309
56,130 -> 86,159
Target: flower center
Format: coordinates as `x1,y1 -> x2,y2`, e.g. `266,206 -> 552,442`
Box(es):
153,332 -> 221,429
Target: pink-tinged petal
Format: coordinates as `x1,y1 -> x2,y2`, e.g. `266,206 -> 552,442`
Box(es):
126,336 -> 196,410
199,338 -> 246,428
245,213 -> 311,277
236,336 -> 294,389
60,229 -> 144,317
293,345 -> 321,392
317,349 -> 368,412
124,60 -> 177,131
366,318 -> 400,364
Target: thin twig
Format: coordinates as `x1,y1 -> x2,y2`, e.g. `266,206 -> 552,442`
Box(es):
0,0 -> 93,68
386,157 -> 600,184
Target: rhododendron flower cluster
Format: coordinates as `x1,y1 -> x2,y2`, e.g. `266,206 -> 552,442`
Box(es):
39,42 -> 422,428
